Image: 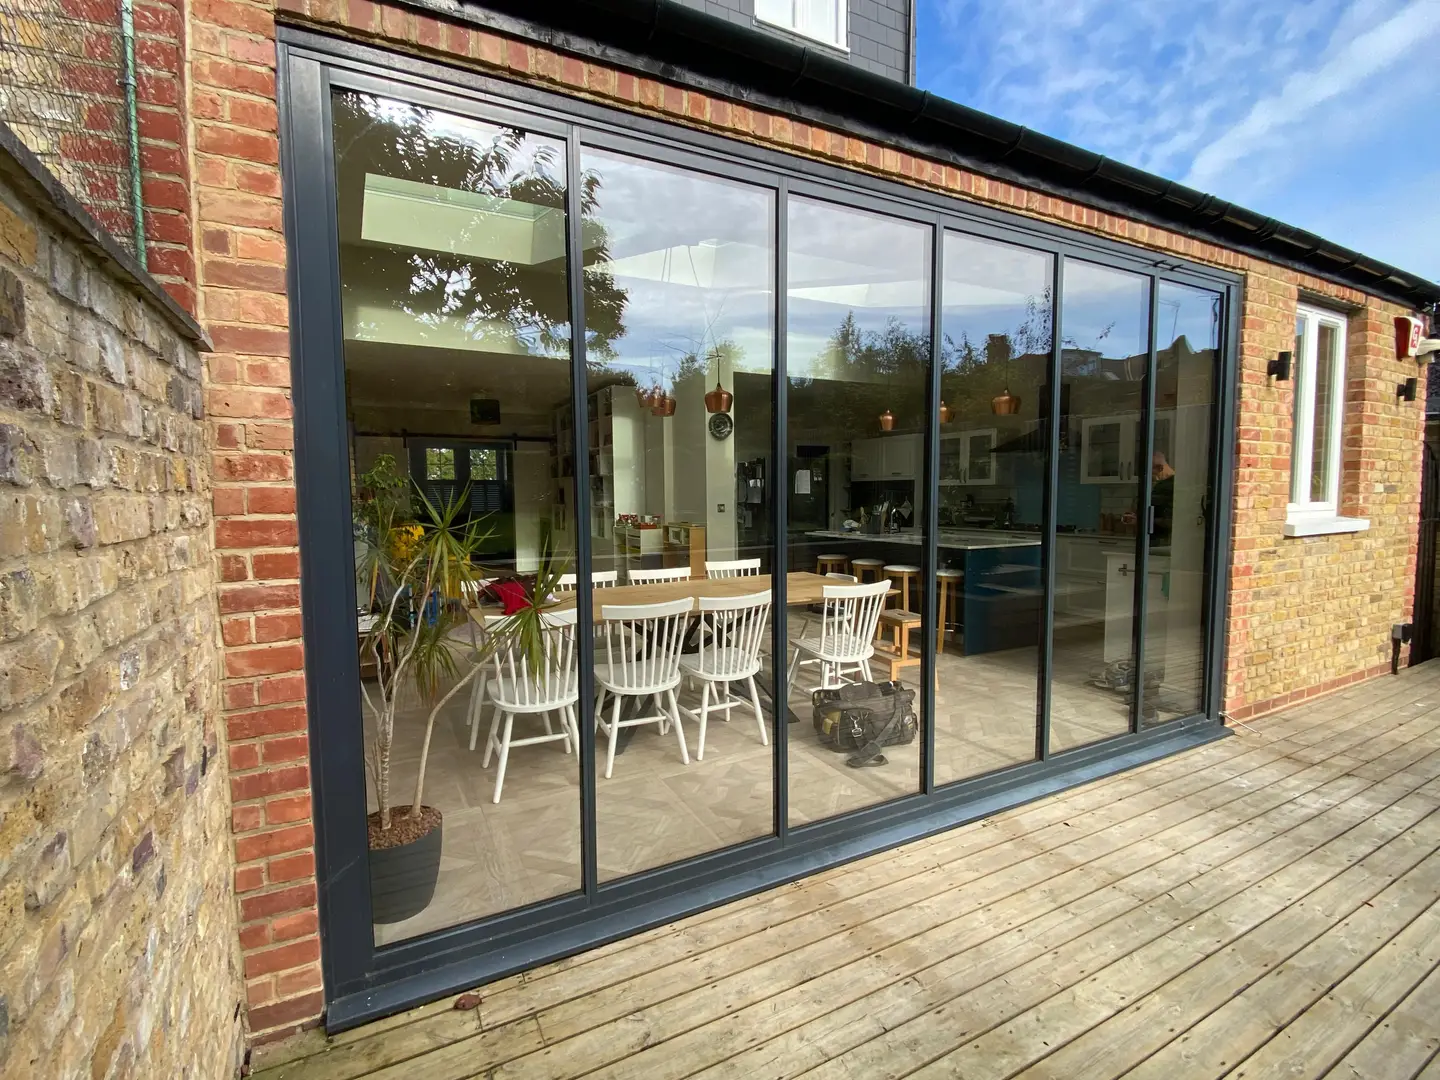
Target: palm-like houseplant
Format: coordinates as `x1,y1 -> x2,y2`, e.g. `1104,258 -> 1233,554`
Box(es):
354,454 -> 570,921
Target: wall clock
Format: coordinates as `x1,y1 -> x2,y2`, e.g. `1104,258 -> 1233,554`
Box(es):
708,412 -> 734,440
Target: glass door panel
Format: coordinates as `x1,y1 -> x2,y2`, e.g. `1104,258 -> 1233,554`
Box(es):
1145,282 -> 1220,724
1050,260 -> 1151,752
935,232 -> 1050,784
331,90 -> 582,943
579,149 -> 777,880
784,195 -> 931,824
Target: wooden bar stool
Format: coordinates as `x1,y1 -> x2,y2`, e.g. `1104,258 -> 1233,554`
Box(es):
850,557 -> 885,584
936,568 -> 963,653
816,553 -> 849,576
882,563 -> 920,611
874,609 -> 922,681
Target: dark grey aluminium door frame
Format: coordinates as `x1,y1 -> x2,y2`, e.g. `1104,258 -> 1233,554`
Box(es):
278,28 -> 1241,1031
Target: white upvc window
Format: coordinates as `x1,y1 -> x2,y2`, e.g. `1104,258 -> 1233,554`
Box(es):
754,0 -> 847,50
1285,304 -> 1368,537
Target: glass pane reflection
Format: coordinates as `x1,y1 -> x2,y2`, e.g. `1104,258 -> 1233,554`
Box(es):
785,196 -> 931,824
1050,260 -> 1150,752
332,91 -> 581,943
581,151 -> 777,880
935,233 -> 1051,784
1146,282 -> 1219,724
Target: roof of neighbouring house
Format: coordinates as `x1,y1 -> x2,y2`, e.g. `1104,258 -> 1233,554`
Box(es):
401,0 -> 1440,311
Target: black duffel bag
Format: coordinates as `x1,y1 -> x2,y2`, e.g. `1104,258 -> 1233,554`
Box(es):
812,680 -> 918,768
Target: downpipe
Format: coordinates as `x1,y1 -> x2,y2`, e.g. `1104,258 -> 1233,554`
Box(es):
119,0 -> 146,260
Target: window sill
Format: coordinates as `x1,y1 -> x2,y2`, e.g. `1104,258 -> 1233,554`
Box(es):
1283,515 -> 1370,538
753,17 -> 850,54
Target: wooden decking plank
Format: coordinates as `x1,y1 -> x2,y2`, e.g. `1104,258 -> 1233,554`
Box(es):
1005,781 -> 1440,1080
474,732 -> 1330,1031
493,723 -> 1409,1050
913,793 -> 1440,1080
733,757 -> 1440,1080
1321,958 -> 1440,1080
253,669 -> 1440,1080
579,766 -> 1402,1080
479,689 -> 1436,1031
479,673 -> 1427,1021
1113,846 -> 1440,1080
623,745 -> 1440,1080
1215,900 -> 1440,1079
488,670 -> 1429,1002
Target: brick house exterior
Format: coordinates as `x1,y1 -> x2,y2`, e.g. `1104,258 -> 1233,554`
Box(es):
1,0 -> 1436,1069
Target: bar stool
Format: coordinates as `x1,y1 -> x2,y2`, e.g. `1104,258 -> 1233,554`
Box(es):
816,553 -> 849,576
883,563 -> 920,611
936,568 -> 963,653
850,557 -> 885,584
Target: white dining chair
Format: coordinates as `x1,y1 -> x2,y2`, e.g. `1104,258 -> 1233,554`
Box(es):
555,570 -> 618,592
594,597 -> 693,778
705,558 -> 762,579
629,566 -> 691,585
479,609 -> 580,803
787,578 -> 889,691
680,590 -> 771,758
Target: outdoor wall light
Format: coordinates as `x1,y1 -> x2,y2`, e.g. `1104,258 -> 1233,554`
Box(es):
1397,377 -> 1418,402
1267,351 -> 1292,381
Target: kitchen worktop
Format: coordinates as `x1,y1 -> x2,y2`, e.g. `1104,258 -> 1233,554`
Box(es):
805,529 -> 1041,550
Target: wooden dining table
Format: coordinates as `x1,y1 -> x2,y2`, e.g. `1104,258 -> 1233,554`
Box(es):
467,571 -> 846,624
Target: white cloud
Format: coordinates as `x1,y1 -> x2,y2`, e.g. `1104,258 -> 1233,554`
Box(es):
918,0 -> 1440,281
1184,1 -> 1440,190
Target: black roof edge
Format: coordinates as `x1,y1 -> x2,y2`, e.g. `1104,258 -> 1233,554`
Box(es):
391,0 -> 1440,310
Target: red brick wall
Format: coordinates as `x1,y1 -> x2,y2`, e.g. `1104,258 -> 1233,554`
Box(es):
185,0 -> 1429,1041
134,0 -> 197,309
188,0 -> 321,1042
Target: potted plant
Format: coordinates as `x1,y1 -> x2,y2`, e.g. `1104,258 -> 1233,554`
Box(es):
354,455 -> 569,923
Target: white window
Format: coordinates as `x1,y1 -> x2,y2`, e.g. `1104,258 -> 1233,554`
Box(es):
754,0 -> 847,50
1285,304 -> 1368,537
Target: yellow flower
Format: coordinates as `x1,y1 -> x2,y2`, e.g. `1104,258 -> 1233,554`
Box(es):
389,524 -> 425,570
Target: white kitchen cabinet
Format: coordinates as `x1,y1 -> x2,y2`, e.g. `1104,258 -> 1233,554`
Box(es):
1080,411 -> 1175,485
1054,534 -> 1128,616
851,435 -> 920,481
850,438 -> 882,480
940,428 -> 997,485
880,434 -> 920,478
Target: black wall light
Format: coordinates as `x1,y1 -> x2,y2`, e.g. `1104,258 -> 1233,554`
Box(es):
1398,377 -> 1418,402
1268,350 -> 1292,381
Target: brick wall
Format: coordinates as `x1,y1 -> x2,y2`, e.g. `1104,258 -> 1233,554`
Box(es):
182,0 -> 1427,1040
188,0 -> 320,1044
0,145 -> 243,1078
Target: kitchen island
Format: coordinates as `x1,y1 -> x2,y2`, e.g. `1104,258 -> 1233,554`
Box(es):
799,529 -> 1042,656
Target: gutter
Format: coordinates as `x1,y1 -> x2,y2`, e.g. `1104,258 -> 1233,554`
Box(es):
392,0 -> 1440,310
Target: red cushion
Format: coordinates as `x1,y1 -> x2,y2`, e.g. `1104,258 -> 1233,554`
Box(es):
491,580 -> 531,616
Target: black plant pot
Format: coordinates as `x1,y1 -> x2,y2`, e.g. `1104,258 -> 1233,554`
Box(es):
368,813 -> 443,924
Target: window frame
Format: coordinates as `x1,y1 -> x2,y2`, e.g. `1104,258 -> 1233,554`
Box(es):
1285,303 -> 1368,537
754,0 -> 849,52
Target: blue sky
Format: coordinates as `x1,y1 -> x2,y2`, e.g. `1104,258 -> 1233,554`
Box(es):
916,0 -> 1440,284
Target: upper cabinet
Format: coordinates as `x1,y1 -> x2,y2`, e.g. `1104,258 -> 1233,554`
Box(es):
851,434 -> 921,481
939,428 -> 998,486
1079,411 -> 1174,484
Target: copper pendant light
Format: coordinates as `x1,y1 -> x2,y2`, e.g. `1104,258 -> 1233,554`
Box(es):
636,384 -> 656,409
654,393 -> 677,417
938,400 -> 952,424
704,381 -> 733,414
878,408 -> 895,432
991,389 -> 1022,415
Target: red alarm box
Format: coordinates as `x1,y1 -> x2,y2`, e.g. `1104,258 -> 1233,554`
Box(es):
1396,314 -> 1426,359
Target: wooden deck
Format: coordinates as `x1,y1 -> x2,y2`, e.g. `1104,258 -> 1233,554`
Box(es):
254,663 -> 1440,1080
